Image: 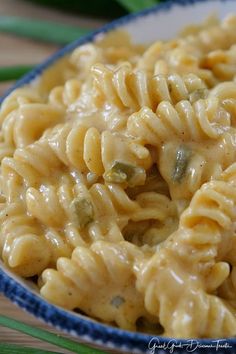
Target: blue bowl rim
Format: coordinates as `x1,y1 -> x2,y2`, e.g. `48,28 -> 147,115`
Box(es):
0,0 -> 236,352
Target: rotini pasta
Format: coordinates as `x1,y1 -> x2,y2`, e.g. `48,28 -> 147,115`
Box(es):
92,62 -> 208,111
2,14 -> 236,339
0,203 -> 50,277
2,104 -> 63,148
202,45 -> 236,81
40,240 -> 154,331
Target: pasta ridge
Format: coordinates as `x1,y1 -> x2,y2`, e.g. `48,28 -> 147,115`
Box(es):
91,62 -> 207,111
127,97 -> 231,144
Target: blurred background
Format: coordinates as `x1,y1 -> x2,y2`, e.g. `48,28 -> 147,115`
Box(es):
0,0 -> 108,95
0,0 -> 163,96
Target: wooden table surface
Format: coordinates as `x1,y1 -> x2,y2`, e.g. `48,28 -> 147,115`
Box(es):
0,1 -> 107,352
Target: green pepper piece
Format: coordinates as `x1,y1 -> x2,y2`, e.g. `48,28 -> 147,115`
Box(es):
72,198 -> 94,228
104,161 -> 145,187
172,145 -> 191,183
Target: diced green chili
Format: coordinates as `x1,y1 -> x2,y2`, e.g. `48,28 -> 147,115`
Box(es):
104,161 -> 145,187
172,145 -> 191,183
189,88 -> 208,103
72,198 -> 94,228
110,295 -> 125,308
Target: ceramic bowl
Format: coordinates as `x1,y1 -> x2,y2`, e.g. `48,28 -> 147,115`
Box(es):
1,0 -> 236,353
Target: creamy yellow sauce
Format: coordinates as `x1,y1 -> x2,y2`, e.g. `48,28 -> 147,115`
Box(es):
1,16 -> 236,337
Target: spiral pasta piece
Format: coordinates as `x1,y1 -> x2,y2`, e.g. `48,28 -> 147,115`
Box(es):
70,32 -> 142,81
70,43 -> 104,81
127,97 -> 230,145
46,122 -> 152,181
1,139 -> 62,189
0,202 -> 77,274
91,63 -> 207,111
0,87 -> 43,125
48,79 -> 81,110
0,203 -> 50,277
26,183 -> 76,228
209,82 -> 236,129
203,44 -> 236,81
40,240 -> 152,330
1,104 -> 63,149
0,174 -> 93,273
